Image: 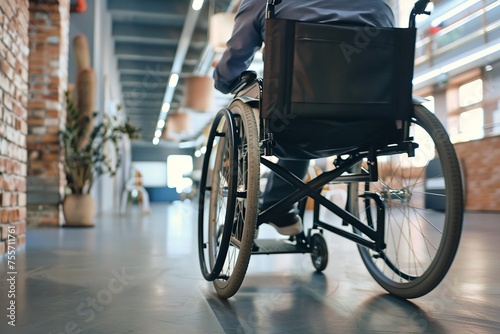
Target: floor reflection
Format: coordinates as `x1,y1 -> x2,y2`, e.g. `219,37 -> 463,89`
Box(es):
354,294 -> 446,333
204,272 -> 447,333
2,202 -> 500,333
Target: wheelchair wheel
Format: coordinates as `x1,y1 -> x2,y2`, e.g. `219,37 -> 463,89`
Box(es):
348,105 -> 463,299
310,233 -> 328,272
198,101 -> 259,299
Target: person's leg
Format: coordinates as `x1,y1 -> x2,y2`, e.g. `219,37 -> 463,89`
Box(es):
260,158 -> 309,235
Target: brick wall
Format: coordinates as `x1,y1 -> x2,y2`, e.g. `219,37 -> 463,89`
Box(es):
0,0 -> 29,254
455,136 -> 500,212
27,0 -> 70,226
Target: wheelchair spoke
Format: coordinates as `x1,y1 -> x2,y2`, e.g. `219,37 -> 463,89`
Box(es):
349,106 -> 462,298
198,103 -> 259,298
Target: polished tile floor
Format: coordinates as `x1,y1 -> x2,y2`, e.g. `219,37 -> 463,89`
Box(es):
1,201 -> 500,333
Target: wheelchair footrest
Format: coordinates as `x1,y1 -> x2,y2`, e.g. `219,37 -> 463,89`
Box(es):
252,239 -> 310,255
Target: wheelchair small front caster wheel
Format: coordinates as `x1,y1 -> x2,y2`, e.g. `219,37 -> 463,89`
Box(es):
310,233 -> 328,272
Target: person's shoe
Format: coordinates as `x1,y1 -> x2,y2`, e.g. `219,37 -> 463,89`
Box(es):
267,211 -> 303,236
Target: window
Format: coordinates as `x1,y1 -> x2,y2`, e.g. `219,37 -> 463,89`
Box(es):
447,78 -> 485,143
459,108 -> 484,140
458,79 -> 483,107
167,155 -> 193,193
133,162 -> 168,187
492,104 -> 500,136
449,108 -> 484,143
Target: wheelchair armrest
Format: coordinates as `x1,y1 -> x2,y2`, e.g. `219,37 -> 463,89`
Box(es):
229,70 -> 258,95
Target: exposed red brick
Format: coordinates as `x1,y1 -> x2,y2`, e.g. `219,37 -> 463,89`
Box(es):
25,1 -> 69,227
455,136 -> 500,212
0,0 -> 30,247
0,225 -> 9,240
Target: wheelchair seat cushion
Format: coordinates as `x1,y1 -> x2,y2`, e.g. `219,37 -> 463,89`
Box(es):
271,117 -> 399,159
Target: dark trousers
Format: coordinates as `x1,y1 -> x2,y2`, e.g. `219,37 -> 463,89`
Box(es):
261,158 -> 309,214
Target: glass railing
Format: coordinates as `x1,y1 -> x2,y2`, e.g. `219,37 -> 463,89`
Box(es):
415,0 -> 500,67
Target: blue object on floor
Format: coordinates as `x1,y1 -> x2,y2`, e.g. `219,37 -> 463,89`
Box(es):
145,187 -> 180,202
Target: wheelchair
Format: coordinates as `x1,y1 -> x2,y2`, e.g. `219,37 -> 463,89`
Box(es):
198,0 -> 464,299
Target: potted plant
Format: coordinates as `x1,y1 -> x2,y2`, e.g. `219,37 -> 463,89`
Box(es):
61,34 -> 139,226
61,93 -> 139,226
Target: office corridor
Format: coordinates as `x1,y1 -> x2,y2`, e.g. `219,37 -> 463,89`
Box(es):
2,201 -> 500,333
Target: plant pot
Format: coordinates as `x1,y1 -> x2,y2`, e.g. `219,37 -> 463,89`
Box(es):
63,194 -> 95,227
167,112 -> 189,134
161,112 -> 190,142
183,76 -> 214,111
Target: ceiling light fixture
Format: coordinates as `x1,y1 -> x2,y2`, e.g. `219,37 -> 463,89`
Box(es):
152,137 -> 160,145
168,73 -> 179,88
161,102 -> 171,113
154,0 -> 203,140
192,0 -> 204,11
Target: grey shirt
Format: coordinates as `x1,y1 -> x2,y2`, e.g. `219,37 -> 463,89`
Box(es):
214,0 -> 395,93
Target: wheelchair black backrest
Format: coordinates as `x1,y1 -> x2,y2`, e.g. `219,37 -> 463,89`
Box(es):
260,9 -> 417,158
262,19 -> 416,120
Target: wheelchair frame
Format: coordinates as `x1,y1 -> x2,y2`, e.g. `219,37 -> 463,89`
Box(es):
198,0 -> 464,299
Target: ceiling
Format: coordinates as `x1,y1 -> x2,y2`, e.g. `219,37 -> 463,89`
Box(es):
107,0 -> 236,143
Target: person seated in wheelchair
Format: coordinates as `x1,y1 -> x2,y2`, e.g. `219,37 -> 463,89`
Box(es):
213,0 -> 395,236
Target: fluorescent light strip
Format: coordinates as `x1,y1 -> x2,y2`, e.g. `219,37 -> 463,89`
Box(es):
161,102 -> 171,113
431,0 -> 481,27
155,3 -> 202,140
442,43 -> 500,72
413,43 -> 500,86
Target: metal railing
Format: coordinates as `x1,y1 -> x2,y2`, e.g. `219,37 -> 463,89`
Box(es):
415,0 -> 500,68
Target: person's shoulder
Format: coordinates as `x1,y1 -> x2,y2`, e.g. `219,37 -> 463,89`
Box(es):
238,0 -> 266,13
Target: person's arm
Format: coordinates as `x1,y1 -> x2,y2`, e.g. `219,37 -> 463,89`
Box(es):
213,0 -> 265,94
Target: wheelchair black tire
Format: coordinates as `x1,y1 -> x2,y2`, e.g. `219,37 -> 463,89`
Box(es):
212,101 -> 259,299
310,233 -> 329,272
198,100 -> 260,298
348,105 -> 463,299
198,109 -> 237,282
